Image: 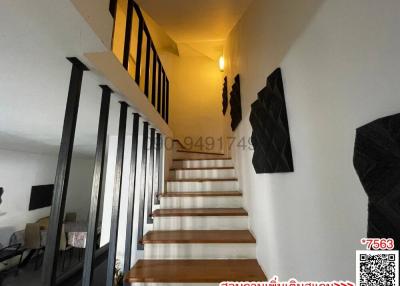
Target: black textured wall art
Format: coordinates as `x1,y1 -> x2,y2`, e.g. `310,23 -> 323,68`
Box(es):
222,76 -> 228,115
0,187 -> 3,205
353,113 -> 400,250
230,74 -> 242,131
249,68 -> 293,173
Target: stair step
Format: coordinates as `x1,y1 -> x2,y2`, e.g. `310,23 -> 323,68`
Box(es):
152,208 -> 247,217
171,168 -> 236,180
167,180 -> 239,192
153,208 -> 248,230
125,259 -> 267,283
160,192 -> 243,209
142,230 -> 255,244
176,150 -> 225,156
143,231 -> 256,258
172,159 -> 233,169
170,167 -> 234,170
173,158 -> 232,161
167,178 -> 237,182
160,191 -> 242,197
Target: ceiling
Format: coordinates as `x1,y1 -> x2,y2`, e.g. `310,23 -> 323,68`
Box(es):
136,0 -> 253,59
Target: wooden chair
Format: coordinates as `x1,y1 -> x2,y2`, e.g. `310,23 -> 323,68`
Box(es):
24,223 -> 43,270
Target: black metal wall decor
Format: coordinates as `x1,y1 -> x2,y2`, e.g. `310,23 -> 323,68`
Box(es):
222,76 -> 228,115
230,74 -> 242,130
249,68 -> 293,173
353,113 -> 400,250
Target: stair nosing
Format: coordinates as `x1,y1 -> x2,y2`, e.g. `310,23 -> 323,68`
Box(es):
152,208 -> 248,217
176,149 -> 225,156
167,178 -> 238,182
173,158 -> 232,161
170,166 -> 234,170
159,191 -> 242,197
142,230 -> 256,244
124,259 -> 267,283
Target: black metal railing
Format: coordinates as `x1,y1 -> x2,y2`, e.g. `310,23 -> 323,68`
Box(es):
109,0 -> 170,124
42,57 -> 165,286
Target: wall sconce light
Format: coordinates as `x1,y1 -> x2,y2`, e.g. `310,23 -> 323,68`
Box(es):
219,56 -> 225,72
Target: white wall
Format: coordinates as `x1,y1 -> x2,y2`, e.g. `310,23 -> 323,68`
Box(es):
0,148 -> 94,244
224,0 -> 400,281
160,48 -> 225,153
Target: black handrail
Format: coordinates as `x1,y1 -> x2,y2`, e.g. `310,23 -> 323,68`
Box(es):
110,0 -> 170,123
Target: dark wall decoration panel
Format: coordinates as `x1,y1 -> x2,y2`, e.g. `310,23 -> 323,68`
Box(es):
249,68 -> 293,173
230,74 -> 242,131
222,76 -> 228,115
353,113 -> 400,250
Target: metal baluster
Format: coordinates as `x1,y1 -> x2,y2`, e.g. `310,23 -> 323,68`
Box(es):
106,102 -> 128,286
109,0 -> 117,18
146,129 -> 156,223
123,113 -> 140,276
151,47 -> 157,107
154,133 -> 162,205
123,0 -> 134,70
42,57 -> 88,286
137,122 -> 149,250
166,79 -> 170,123
144,37 -> 151,97
135,16 -> 144,84
82,85 -> 112,286
157,58 -> 162,114
162,70 -> 166,119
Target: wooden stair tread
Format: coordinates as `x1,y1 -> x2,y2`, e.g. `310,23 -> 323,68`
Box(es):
177,149 -> 225,156
173,158 -> 232,161
142,230 -> 255,243
124,259 -> 267,283
170,166 -> 234,170
160,191 -> 242,197
167,178 -> 238,182
152,208 -> 248,217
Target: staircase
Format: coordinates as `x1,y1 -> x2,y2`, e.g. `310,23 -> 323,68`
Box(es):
125,149 -> 267,285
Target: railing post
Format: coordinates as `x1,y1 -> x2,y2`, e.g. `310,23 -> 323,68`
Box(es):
82,85 -> 112,286
135,16 -> 144,84
146,128 -> 156,223
144,37 -> 151,97
157,58 -> 162,113
42,57 -> 88,286
166,79 -> 170,123
106,102 -> 128,286
109,0 -> 117,18
137,122 -> 149,250
123,113 -> 140,276
154,133 -> 162,205
162,70 -> 166,119
123,0 -> 134,70
151,47 -> 157,107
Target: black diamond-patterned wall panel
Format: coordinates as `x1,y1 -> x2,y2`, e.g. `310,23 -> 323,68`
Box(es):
222,76 -> 228,115
249,68 -> 293,173
353,113 -> 400,250
230,74 -> 242,131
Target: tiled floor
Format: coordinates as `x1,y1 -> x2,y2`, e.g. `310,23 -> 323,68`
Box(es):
1,250 -> 106,286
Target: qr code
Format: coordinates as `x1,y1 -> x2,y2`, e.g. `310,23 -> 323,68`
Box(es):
356,250 -> 398,286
